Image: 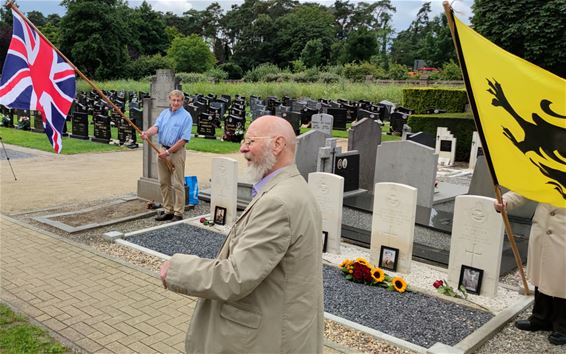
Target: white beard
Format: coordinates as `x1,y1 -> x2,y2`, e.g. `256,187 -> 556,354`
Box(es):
246,148 -> 277,183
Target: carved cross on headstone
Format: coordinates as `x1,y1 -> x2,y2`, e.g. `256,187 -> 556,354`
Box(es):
464,243 -> 483,264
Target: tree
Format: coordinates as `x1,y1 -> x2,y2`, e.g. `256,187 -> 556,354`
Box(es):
0,5 -> 12,69
390,2 -> 432,68
472,0 -> 566,78
301,39 -> 324,68
129,1 -> 168,58
59,0 -> 131,79
26,11 -> 47,26
167,34 -> 216,73
344,28 -> 378,63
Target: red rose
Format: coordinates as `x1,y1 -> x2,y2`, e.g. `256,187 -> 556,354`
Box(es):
199,217 -> 206,223
433,280 -> 444,289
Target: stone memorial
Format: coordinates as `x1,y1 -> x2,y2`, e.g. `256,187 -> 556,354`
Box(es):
223,115 -> 245,142
295,130 -> 329,181
370,182 -> 417,274
374,141 -> 438,209
301,107 -> 318,126
197,113 -> 216,138
327,108 -> 347,130
70,111 -> 89,140
348,118 -> 381,192
91,114 -> 111,143
310,113 -> 333,136
317,138 -> 342,173
406,131 -> 436,149
334,151 -> 360,192
468,131 -> 483,171
211,157 -> 238,226
389,111 -> 407,135
308,172 -> 344,254
448,195 -> 504,297
31,110 -> 44,133
435,127 -> 457,167
281,111 -> 301,135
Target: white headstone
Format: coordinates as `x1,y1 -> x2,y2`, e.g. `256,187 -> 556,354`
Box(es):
308,172 -> 343,254
311,113 -> 333,136
435,127 -> 457,166
448,195 -> 504,297
370,182 -> 417,273
468,131 -> 483,171
211,157 -> 238,225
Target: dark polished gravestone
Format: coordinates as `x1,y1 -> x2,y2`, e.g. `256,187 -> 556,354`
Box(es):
341,192 -> 531,275
91,114 -> 111,143
31,110 -> 44,133
125,222 -> 493,349
70,111 -> 89,140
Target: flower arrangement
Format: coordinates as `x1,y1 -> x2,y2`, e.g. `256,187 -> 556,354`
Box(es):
339,257 -> 408,293
433,279 -> 468,299
199,217 -> 215,226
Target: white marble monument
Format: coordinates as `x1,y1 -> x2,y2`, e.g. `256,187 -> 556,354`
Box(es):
211,157 -> 238,226
308,172 -> 344,254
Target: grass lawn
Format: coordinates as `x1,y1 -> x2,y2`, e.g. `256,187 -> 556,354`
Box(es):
0,303 -> 69,354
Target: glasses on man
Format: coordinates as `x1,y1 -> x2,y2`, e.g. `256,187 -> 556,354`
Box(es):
240,136 -> 275,147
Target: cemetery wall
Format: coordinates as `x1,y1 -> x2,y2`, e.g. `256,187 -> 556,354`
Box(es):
408,114 -> 476,161
402,88 -> 468,114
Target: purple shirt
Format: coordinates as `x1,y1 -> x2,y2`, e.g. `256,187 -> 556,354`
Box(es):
251,167 -> 286,198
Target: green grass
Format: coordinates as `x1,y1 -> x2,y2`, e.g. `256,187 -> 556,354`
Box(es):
0,304 -> 69,354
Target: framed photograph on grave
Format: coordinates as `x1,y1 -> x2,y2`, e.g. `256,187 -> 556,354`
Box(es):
322,231 -> 328,253
458,265 -> 484,295
379,246 -> 399,272
214,206 -> 227,225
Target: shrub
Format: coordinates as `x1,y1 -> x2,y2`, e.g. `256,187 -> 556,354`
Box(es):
176,72 -> 210,83
206,68 -> 228,81
243,63 -> 281,82
317,72 -> 341,84
218,62 -> 243,80
128,54 -> 174,80
343,62 -> 385,82
402,88 -> 468,113
387,63 -> 410,80
167,34 -> 215,73
439,60 -> 463,80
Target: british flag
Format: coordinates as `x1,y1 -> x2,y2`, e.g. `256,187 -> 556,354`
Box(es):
0,9 -> 75,153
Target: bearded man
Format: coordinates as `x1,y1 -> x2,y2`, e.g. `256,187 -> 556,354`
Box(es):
159,115 -> 324,353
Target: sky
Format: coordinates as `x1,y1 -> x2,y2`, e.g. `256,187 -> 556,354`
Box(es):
14,0 -> 473,33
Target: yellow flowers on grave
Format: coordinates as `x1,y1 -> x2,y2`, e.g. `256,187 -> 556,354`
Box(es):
340,257 -> 409,294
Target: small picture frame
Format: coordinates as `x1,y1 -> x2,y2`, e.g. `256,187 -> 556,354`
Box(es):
214,206 -> 226,225
458,265 -> 484,295
379,246 -> 399,272
322,231 -> 328,253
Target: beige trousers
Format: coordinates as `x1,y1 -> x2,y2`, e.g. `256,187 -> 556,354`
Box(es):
157,148 -> 186,216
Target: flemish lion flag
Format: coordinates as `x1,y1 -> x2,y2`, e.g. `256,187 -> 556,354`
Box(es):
449,14 -> 566,208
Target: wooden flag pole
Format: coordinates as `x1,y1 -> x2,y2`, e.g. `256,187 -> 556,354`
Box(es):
494,186 -> 531,295
443,1 -> 530,295
5,1 -> 174,171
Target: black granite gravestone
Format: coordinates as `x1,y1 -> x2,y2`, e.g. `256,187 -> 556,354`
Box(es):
389,112 -> 407,134
327,108 -> 347,130
70,112 -> 89,140
118,119 -> 135,145
223,115 -> 245,142
197,113 -> 216,138
440,140 -> 452,152
31,111 -> 44,133
92,114 -> 111,143
281,112 -> 301,136
0,106 -> 14,128
334,152 -> 360,192
301,107 -> 318,125
407,132 -> 436,149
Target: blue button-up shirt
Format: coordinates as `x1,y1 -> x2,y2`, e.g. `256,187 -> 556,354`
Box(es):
252,167 -> 285,198
155,107 -> 192,147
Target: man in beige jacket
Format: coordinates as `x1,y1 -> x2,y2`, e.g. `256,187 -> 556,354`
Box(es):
495,192 -> 566,345
160,115 -> 324,353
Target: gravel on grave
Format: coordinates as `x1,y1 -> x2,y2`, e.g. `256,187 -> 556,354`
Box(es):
126,223 -> 493,349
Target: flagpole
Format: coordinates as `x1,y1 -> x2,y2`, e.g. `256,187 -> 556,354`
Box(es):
5,1 -> 174,171
443,1 -> 530,296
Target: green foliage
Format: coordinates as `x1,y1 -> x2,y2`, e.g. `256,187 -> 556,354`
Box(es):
218,62 -> 243,80
291,60 -> 306,73
472,0 -> 566,78
128,1 -> 169,58
344,28 -> 379,63
438,60 -> 462,80
301,39 -> 325,68
167,34 -> 216,73
387,63 -> 410,80
317,72 -> 342,84
402,88 -> 468,114
408,113 -> 476,161
206,67 -> 228,81
342,62 -> 385,81
128,54 -> 174,80
243,63 -> 282,82
176,72 -> 210,83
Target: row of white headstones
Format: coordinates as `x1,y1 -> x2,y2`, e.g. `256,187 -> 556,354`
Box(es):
209,156 -> 503,298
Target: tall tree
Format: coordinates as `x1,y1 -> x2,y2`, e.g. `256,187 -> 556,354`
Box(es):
59,0 -> 131,79
129,1 -> 168,58
472,0 -> 566,78
389,2 -> 432,68
167,34 -> 216,73
26,11 -> 47,26
0,5 -> 13,69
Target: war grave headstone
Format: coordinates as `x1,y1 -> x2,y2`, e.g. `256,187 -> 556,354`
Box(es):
370,182 -> 417,274
295,130 -> 329,181
310,113 -> 333,136
197,113 -> 216,139
436,127 -> 457,167
348,118 -> 381,192
334,151 -> 360,193
70,111 -> 89,140
317,138 -> 342,173
211,157 -> 238,226
468,131 -> 483,171
327,107 -> 347,130
138,69 -> 180,202
31,110 -> 44,133
448,195 -> 504,297
308,172 -> 344,254
91,114 -> 111,143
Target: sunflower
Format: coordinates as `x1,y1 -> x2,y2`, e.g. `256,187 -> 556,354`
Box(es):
392,276 -> 408,293
371,267 -> 385,283
354,257 -> 371,267
339,259 -> 353,268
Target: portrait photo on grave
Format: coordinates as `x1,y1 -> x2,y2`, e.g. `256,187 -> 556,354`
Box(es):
322,231 -> 328,253
379,246 -> 399,272
214,206 -> 226,225
459,265 -> 484,295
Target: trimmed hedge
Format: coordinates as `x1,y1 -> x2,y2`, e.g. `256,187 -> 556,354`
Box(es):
402,88 -> 468,114
407,113 -> 476,161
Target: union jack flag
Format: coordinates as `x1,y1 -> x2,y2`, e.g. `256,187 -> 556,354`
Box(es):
0,9 -> 75,153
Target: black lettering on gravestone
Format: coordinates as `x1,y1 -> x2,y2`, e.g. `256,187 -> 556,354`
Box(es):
301,107 -> 318,125
223,115 -> 245,142
407,131 -> 436,149
197,113 -> 216,138
230,107 -> 244,119
110,110 -> 122,127
118,119 -> 136,144
334,152 -> 360,192
440,140 -> 452,152
327,108 -> 347,130
91,114 -> 111,143
477,146 -> 484,157
32,111 -> 44,133
282,111 -> 301,136
70,112 -> 89,140
341,103 -> 357,122
92,104 -> 104,121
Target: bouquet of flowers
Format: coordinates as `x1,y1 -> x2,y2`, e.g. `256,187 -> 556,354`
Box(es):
199,217 -> 215,226
433,279 -> 468,299
339,257 -> 408,293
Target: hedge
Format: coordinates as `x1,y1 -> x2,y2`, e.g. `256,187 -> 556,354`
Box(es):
402,88 -> 468,114
407,113 -> 476,161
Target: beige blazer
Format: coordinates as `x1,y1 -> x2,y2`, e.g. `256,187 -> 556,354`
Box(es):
167,164 -> 324,353
503,192 -> 566,298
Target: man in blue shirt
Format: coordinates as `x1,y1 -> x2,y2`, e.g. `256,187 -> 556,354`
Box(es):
141,90 -> 192,221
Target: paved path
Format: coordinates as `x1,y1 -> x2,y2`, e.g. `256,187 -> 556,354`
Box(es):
0,145 -> 348,354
